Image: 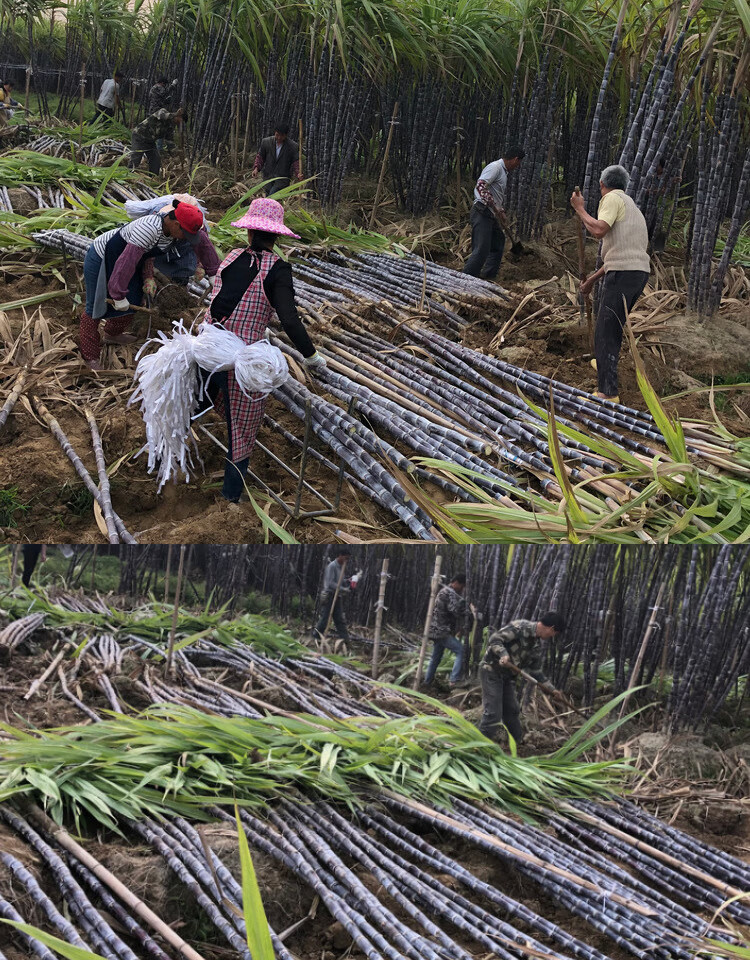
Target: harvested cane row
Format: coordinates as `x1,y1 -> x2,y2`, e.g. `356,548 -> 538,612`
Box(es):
1,611 -> 749,960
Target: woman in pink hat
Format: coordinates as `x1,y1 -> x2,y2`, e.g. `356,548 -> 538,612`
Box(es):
203,196 -> 325,503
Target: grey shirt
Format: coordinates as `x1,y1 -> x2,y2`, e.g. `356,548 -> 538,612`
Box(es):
474,158 -> 508,210
322,558 -> 349,595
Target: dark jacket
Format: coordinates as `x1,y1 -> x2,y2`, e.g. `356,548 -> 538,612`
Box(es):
253,136 -> 299,193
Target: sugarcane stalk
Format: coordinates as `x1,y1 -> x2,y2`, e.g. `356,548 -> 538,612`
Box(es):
84,405 -> 118,544
166,544 -> 187,677
369,100 -> 399,230
414,551 -> 442,688
0,367 -> 28,431
371,557 -> 389,679
23,648 -> 66,699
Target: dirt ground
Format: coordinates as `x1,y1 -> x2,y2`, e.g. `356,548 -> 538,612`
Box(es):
1,209 -> 749,544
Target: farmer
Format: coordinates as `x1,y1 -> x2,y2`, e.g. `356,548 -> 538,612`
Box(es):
478,612 -> 566,743
129,107 -> 183,175
313,550 -> 354,642
0,81 -> 21,127
424,573 -> 467,689
570,164 -> 650,402
148,77 -> 178,150
201,197 -> 325,502
463,145 -> 525,280
252,122 -> 301,195
79,200 -> 206,370
95,71 -> 123,120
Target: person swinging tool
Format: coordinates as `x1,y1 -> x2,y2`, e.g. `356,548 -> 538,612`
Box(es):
478,612 -> 566,744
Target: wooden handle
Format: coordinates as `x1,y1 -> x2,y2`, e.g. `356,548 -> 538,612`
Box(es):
107,299 -> 152,313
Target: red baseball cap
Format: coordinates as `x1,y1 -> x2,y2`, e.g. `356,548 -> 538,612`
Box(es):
174,202 -> 203,243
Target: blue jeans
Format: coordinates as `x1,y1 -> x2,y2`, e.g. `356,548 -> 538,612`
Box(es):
425,635 -> 464,685
197,369 -> 250,501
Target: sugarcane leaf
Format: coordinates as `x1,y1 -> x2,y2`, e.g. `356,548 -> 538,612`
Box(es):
244,489 -> 298,544
0,921 -> 106,959
234,805 -> 275,960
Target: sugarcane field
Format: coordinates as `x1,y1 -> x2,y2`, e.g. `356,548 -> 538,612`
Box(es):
0,543 -> 748,960
1,0 -> 750,544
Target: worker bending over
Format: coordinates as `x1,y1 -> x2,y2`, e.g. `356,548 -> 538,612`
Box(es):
463,145 -> 524,280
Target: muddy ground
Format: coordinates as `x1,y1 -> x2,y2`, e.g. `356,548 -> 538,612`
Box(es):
1,205 -> 749,544
1,625 -> 749,960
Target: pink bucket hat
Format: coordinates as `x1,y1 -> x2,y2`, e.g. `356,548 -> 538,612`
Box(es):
231,197 -> 300,239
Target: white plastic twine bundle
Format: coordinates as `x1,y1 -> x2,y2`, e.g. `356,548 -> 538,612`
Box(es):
130,321 -> 289,491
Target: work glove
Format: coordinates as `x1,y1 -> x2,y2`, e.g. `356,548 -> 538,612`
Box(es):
143,278 -> 157,297
303,351 -> 327,369
194,266 -> 205,282
112,297 -> 130,311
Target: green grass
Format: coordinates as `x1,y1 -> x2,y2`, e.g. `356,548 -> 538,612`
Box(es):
0,486 -> 30,528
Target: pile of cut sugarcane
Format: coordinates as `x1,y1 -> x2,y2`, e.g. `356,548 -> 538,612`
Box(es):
0,602 -> 749,960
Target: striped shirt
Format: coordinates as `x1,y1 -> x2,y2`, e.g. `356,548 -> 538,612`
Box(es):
93,215 -> 171,257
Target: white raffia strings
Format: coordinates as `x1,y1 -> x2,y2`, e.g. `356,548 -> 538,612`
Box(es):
129,321 -> 289,491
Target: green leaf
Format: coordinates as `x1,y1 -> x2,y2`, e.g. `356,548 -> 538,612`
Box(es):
0,921 -> 106,959
235,804 -> 275,960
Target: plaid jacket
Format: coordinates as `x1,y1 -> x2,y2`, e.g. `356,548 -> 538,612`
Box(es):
429,585 -> 466,641
482,619 -> 548,683
205,247 -> 279,461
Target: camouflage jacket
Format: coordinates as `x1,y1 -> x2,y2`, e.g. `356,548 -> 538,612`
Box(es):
429,585 -> 466,640
482,619 -> 548,683
133,109 -> 175,144
148,83 -> 171,115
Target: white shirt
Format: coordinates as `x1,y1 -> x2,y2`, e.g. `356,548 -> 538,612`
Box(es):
275,143 -> 282,158
97,78 -> 120,109
474,158 -> 508,210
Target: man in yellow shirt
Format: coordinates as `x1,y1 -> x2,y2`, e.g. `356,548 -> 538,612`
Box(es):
570,165 -> 650,402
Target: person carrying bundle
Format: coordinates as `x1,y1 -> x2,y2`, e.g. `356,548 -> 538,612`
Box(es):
463,146 -> 524,280
129,107 -> 183,175
478,612 -> 566,744
79,200 -> 210,370
200,197 -> 325,503
313,549 -> 355,642
252,123 -> 301,195
424,573 -> 467,689
570,165 -> 650,402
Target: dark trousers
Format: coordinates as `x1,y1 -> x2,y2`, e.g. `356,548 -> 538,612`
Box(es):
21,545 -> 42,587
314,594 -> 349,640
129,134 -> 161,175
463,205 -> 506,279
424,635 -> 464,685
198,369 -> 250,502
95,105 -> 114,120
596,270 -> 650,397
478,667 -> 523,743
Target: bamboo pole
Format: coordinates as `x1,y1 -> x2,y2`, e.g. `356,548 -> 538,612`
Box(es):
414,551 -> 442,688
231,81 -> 240,182
78,62 -> 86,150
321,559 -> 347,640
84,406 -> 118,545
369,100 -> 399,230
166,545 -> 186,677
167,543 -> 185,676
90,544 -> 97,591
371,557 -> 389,679
128,79 -> 137,128
164,544 -> 173,604
26,806 -> 211,960
455,113 -> 461,219
618,580 -> 666,722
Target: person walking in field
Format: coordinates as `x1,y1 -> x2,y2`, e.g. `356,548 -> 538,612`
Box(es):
314,550 -> 354,642
570,164 -> 650,402
424,573 -> 467,689
129,107 -> 183,175
0,81 -> 22,127
79,199 -> 207,370
252,123 -> 301,195
200,197 -> 325,502
478,612 -> 566,743
463,145 -> 524,280
95,71 -> 123,120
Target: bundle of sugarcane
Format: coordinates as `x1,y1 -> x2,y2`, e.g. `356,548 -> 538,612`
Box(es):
0,613 -> 45,654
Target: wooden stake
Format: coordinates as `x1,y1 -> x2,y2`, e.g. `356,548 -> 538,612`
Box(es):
241,83 -> 253,171
369,100 -> 399,231
455,112 -> 462,219
78,62 -> 86,150
231,81 -> 240,182
371,557 -> 389,679
574,185 -> 593,350
90,544 -> 98,592
24,67 -> 31,115
414,551 -> 442,688
26,807 -> 211,960
129,79 -> 137,128
166,544 -> 186,677
164,544 -> 173,604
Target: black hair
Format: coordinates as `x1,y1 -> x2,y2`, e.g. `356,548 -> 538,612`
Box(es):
540,611 -> 566,633
275,122 -> 290,136
250,230 -> 278,251
337,549 -> 353,557
114,70 -> 124,78
450,573 -> 467,585
503,145 -> 525,160
156,76 -> 168,84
